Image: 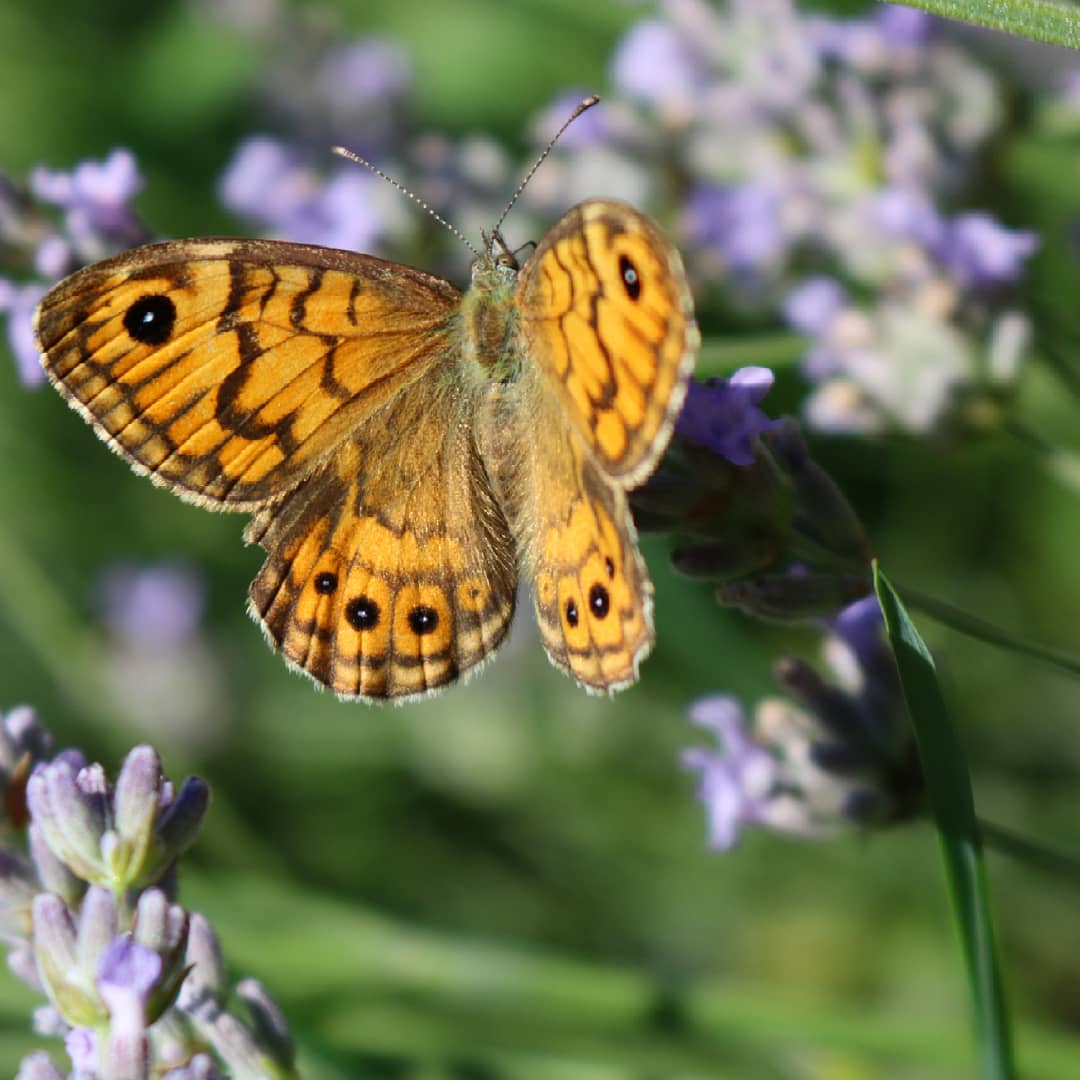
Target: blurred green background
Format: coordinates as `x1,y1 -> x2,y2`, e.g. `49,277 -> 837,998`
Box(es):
3,0 -> 1080,1076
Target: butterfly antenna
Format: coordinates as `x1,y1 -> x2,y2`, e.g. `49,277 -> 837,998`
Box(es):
491,94 -> 600,236
331,144 -> 482,259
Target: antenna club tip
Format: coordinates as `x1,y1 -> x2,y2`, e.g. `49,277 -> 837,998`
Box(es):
581,95 -> 600,109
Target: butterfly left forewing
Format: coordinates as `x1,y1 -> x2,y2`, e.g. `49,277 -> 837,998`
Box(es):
247,368 -> 517,701
35,238 -> 461,510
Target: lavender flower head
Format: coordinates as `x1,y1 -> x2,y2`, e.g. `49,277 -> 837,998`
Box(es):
683,597 -> 920,848
0,149 -> 148,388
675,367 -> 781,466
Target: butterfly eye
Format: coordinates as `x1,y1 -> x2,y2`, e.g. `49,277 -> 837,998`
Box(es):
496,253 -> 517,269
123,294 -> 176,345
618,255 -> 640,301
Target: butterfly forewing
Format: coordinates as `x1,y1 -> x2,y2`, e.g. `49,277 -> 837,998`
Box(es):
516,200 -> 698,488
35,239 -> 461,510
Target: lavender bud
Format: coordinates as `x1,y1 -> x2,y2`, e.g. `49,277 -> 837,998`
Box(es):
236,978 -> 296,1072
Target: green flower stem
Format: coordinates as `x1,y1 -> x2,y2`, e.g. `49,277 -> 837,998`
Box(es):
898,583 -> 1080,680
695,333 -> 806,377
888,0 -> 1080,50
981,819 -> 1080,883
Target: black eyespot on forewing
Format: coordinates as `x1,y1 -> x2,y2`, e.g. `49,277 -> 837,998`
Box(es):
123,295 -> 176,345
618,255 -> 641,301
408,605 -> 439,635
588,583 -> 610,620
314,572 -> 338,595
345,596 -> 380,631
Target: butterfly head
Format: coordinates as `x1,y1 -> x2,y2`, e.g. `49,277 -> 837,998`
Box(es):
470,229 -> 523,290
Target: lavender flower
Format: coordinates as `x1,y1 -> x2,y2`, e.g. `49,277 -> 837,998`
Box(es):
683,598 -> 920,848
675,367 -> 781,465
0,149 -> 149,388
578,0 -> 1037,435
2,711 -> 297,1078
29,149 -> 146,272
936,211 -> 1040,287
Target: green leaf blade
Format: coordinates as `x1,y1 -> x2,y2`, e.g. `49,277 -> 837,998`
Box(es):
873,563 -> 1016,1080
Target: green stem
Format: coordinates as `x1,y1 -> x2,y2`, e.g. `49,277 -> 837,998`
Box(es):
981,819 -> 1080,883
887,0 -> 1080,50
899,584 -> 1080,680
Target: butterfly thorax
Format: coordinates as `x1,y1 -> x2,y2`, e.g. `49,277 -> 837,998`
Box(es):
461,236 -> 522,382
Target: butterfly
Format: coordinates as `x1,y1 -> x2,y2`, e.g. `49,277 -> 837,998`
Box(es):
34,194 -> 698,701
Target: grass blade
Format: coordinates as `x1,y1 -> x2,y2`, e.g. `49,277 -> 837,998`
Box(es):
874,563 -> 1016,1080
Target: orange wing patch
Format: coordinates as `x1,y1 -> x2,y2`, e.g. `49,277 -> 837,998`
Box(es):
35,239 -> 461,509
246,371 -> 518,701
517,200 -> 698,487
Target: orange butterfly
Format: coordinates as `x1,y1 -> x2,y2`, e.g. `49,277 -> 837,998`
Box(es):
34,132 -> 697,701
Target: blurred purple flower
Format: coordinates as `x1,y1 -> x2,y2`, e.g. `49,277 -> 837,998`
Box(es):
315,38 -> 411,106
219,136 -> 383,250
782,276 -> 846,337
687,183 -> 787,274
937,212 -> 1039,287
682,696 -> 777,850
30,149 -> 142,231
611,19 -> 707,111
869,186 -> 945,248
64,1027 -> 96,1073
96,563 -> 206,649
676,367 -> 780,466
876,6 -> 936,46
30,149 -> 145,263
0,279 -> 46,387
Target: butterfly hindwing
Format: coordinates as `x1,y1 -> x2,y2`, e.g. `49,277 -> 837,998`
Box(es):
246,368 -> 518,700
35,238 -> 461,510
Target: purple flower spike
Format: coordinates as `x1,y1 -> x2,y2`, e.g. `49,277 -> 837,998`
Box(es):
938,212 -> 1039,287
683,696 -> 778,850
0,279 -> 47,388
676,367 -> 779,466
782,277 -> 847,337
